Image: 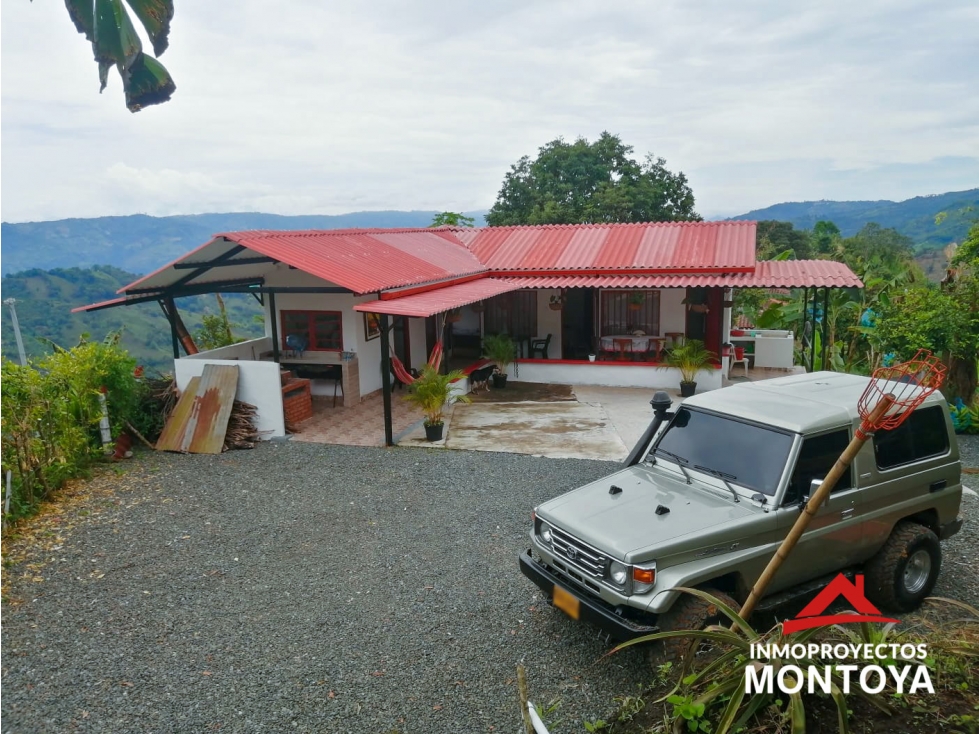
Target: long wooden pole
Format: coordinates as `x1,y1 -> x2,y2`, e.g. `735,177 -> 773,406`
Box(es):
734,395 -> 895,630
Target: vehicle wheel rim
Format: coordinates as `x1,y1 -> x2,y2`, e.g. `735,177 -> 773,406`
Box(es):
903,549 -> 932,594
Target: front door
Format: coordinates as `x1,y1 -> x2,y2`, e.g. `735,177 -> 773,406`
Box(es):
561,289 -> 595,359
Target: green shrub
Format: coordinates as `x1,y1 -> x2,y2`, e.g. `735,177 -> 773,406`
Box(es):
1,334 -> 153,522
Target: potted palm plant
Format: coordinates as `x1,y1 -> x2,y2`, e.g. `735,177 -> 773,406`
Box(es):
483,333 -> 517,388
661,339 -> 716,397
403,364 -> 470,441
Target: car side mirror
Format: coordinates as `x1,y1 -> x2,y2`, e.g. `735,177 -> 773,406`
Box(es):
798,478 -> 826,511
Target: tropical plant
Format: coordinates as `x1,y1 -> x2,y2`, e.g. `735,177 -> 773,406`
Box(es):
483,333 -> 517,371
613,588 -> 892,734
663,340 -> 716,384
63,0 -> 176,111
429,211 -> 475,227
403,365 -> 469,427
1,333 -> 156,521
486,132 -> 699,225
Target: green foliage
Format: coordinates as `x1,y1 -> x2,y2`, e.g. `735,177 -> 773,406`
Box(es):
429,211 -> 475,227
614,588 -> 889,734
63,0 -> 176,111
755,221 -> 812,260
663,340 -> 716,383
194,295 -> 243,351
949,398 -> 979,434
0,265 -> 263,372
482,333 -> 517,370
952,222 -> 979,269
1,336 -> 155,521
486,132 -> 699,226
402,365 -> 470,426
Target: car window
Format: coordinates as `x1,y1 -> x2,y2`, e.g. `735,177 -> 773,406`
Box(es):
784,429 -> 852,506
874,405 -> 949,470
653,407 -> 794,496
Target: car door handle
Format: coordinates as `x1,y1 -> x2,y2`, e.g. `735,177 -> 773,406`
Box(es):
841,508 -> 855,520
929,479 -> 947,493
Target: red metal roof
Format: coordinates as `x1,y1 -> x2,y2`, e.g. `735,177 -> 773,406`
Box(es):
118,229 -> 486,296
462,221 -> 757,274
353,278 -> 522,318
508,259 -> 863,289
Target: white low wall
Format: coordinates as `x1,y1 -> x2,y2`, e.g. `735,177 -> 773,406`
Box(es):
184,336 -> 273,361
174,358 -> 286,439
509,361 -> 724,391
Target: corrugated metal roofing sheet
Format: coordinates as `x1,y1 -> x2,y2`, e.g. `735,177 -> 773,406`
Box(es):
353,277 -> 522,318
464,221 -> 757,273
119,229 -> 487,296
508,260 -> 863,289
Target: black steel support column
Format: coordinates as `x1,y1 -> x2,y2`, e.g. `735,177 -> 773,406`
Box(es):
269,292 -> 280,362
380,314 -> 394,446
162,297 -> 180,359
821,286 -> 830,371
801,287 -> 810,372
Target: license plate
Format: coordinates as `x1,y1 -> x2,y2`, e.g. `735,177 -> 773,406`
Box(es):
552,585 -> 580,620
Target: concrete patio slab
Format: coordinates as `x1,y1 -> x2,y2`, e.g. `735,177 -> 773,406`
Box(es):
444,400 -> 630,460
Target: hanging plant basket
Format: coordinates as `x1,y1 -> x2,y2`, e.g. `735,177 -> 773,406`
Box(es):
549,302 -> 563,311
689,304 -> 710,314
445,310 -> 462,323
470,302 -> 484,314
722,300 -> 734,308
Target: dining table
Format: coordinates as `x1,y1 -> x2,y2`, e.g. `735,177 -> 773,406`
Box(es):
600,335 -> 667,361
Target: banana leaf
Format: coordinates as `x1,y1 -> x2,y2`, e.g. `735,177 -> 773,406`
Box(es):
123,0 -> 173,56
124,53 -> 175,111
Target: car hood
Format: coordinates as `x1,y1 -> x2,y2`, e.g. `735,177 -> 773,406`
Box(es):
537,464 -> 756,560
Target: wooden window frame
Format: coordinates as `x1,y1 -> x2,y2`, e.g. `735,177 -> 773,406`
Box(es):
280,309 -> 343,352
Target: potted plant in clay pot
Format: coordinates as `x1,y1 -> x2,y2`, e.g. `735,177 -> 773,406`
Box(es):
548,293 -> 565,311
445,308 -> 462,324
483,333 -> 516,388
403,364 -> 470,441
627,292 -> 645,311
661,339 -> 716,397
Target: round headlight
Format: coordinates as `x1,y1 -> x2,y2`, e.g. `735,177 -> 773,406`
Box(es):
540,523 -> 553,544
609,560 -> 628,586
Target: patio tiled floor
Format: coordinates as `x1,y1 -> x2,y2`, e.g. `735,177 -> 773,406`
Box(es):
289,389 -> 421,446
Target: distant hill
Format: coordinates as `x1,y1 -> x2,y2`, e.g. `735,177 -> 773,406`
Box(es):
0,265 -> 263,372
728,189 -> 978,252
0,210 -> 488,276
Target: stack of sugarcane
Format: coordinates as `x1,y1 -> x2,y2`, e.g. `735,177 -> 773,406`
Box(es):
224,401 -> 261,450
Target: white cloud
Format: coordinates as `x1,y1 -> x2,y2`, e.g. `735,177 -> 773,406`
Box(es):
1,0 -> 977,223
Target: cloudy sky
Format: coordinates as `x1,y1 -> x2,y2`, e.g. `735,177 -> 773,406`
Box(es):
2,0 -> 977,223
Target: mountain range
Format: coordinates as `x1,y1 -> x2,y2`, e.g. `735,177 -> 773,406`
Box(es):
728,188 -> 977,250
2,190 -> 976,368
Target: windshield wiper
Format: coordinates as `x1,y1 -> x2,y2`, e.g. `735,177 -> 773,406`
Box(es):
654,448 -> 693,484
694,465 -> 740,503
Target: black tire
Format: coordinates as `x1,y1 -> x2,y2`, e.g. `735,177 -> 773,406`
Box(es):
864,522 -> 941,612
655,588 -> 739,663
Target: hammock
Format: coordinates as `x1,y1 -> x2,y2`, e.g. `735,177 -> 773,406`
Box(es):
391,342 -> 443,386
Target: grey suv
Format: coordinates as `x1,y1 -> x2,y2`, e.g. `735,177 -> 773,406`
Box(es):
520,372 -> 964,643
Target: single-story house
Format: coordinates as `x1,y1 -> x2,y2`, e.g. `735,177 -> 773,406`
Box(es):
75,222 -> 862,444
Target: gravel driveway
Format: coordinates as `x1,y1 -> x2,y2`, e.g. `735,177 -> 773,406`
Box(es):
2,443 -> 647,733
3,438 -> 977,733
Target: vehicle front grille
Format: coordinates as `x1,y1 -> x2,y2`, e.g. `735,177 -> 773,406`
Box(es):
550,527 -> 608,578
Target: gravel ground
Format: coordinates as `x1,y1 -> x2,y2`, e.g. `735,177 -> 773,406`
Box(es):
2,444 -> 646,734
3,437 -> 977,734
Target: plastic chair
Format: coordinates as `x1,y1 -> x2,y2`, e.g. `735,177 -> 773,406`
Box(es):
729,346 -> 749,378
530,334 -> 552,359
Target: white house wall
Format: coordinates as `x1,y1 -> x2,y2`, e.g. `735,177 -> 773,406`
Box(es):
659,289 -> 687,335
511,362 -> 724,391
262,265 -> 383,399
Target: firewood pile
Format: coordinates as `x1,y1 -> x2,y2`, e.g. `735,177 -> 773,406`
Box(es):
224,400 -> 261,450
